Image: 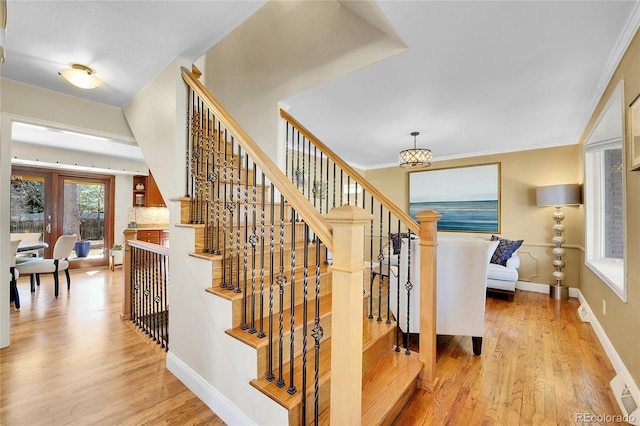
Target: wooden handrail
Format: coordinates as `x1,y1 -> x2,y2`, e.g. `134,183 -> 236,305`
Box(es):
280,109 -> 419,235
128,239 -> 170,257
182,68 -> 333,250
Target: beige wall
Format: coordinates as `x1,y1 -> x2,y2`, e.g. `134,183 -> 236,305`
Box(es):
576,29 -> 640,387
365,145 -> 583,287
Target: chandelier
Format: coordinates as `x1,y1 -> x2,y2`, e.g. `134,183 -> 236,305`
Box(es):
399,131 -> 432,168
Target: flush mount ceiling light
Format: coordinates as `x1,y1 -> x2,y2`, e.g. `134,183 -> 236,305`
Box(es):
399,131 -> 432,168
59,64 -> 101,89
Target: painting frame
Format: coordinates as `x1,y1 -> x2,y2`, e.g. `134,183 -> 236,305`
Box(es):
408,162 -> 501,233
629,91 -> 640,171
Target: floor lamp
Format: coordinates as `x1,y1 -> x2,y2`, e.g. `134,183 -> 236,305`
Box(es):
536,184 -> 582,300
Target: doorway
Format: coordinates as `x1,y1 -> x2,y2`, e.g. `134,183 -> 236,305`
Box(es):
10,166 -> 115,268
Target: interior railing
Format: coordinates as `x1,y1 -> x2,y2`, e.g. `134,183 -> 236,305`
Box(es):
183,67 -> 337,424
280,109 -> 421,348
128,239 -> 169,351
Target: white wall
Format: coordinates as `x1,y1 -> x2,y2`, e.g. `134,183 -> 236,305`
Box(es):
205,0 -> 406,161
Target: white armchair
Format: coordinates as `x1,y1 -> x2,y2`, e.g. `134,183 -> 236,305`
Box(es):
389,237 -> 490,355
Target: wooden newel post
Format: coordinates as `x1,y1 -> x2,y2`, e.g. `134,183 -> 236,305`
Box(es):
324,205 -> 373,426
121,228 -> 137,321
416,210 -> 441,392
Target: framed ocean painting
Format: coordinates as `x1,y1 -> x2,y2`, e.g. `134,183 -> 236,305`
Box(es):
409,163 -> 500,233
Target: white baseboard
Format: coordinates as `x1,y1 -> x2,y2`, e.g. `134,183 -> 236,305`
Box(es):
166,352 -> 257,426
515,281 -> 580,298
576,292 -> 640,425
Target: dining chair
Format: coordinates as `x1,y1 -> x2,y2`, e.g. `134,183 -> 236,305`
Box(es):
9,239 -> 21,310
16,235 -> 77,298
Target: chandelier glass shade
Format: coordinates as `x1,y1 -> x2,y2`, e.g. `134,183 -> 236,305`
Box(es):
399,131 -> 432,168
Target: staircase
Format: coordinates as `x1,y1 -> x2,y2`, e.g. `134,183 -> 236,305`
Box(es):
175,66 -> 436,425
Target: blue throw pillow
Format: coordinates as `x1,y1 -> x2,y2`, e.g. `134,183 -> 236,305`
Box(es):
490,235 -> 523,266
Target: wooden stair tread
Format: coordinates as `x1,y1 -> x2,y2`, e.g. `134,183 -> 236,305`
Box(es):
316,350 -> 422,426
361,350 -> 422,425
205,264 -> 331,301
189,239 -> 326,260
225,293 -> 334,348
249,317 -> 398,411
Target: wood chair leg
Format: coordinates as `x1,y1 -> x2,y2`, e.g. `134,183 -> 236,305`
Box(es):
472,336 -> 482,355
30,274 -> 36,292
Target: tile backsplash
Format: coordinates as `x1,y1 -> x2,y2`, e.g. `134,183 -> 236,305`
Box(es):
128,207 -> 169,225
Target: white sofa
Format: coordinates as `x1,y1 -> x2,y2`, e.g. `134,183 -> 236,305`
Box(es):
389,237 -> 490,355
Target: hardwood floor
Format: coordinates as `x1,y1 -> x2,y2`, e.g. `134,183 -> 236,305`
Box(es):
1,268 -> 224,426
393,291 -> 622,425
3,269 -> 622,425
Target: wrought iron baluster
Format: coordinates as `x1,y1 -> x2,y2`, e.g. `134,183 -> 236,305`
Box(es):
395,220 -> 402,352
332,162 -> 336,209
312,145 -> 317,209
227,138 -> 236,292
285,121 -> 289,178
241,149 -> 249,327
221,129 -> 229,288
249,162 -> 258,334
276,195 -> 286,388
404,230 -> 413,355
143,249 -> 150,337
203,110 -> 211,252
368,196 -> 374,320
385,212 -> 392,325
301,134 -> 306,198
235,143 -> 242,294
340,170 -> 344,206
287,207 -> 297,395
318,152 -> 323,214
194,99 -> 203,224
377,203 -> 383,322
301,222 -> 310,425
295,131 -> 301,188
160,253 -> 167,349
131,247 -> 138,325
266,183 -> 276,382
258,170 -> 266,339
148,252 -> 157,341
186,87 -> 192,199
212,119 -> 222,255
199,102 -> 206,224
307,139 -> 315,205
355,182 -> 359,206
312,237 -> 323,424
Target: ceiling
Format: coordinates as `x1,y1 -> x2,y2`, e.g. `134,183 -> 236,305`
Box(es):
2,0 -> 639,169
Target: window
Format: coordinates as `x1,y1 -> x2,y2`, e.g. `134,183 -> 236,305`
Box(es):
585,140 -> 626,300
585,139 -> 625,300
584,82 -> 626,301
